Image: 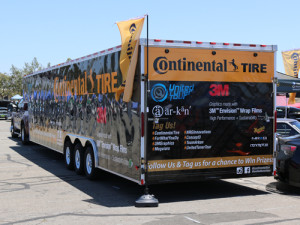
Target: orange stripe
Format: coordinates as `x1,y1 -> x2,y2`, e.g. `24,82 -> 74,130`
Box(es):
148,155 -> 273,172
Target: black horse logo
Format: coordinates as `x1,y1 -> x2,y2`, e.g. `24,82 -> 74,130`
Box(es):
229,59 -> 238,71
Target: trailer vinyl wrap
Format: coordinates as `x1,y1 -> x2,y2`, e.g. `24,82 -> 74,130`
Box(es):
145,47 -> 275,183
23,51 -> 142,182
22,41 -> 275,185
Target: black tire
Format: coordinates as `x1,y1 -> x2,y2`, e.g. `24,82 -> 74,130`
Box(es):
84,146 -> 96,180
64,141 -> 74,170
11,122 -> 18,138
74,143 -> 84,175
21,124 -> 29,145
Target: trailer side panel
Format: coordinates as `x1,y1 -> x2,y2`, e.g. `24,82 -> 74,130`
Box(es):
23,51 -> 142,182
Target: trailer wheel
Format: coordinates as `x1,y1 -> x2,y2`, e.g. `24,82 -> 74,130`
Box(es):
64,141 -> 74,170
84,146 -> 96,180
74,143 -> 84,175
11,122 -> 18,138
21,124 -> 29,145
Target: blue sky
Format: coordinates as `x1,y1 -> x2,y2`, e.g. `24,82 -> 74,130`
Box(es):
0,0 -> 298,74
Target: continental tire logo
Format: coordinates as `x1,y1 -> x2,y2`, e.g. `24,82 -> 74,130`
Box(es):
153,56 -> 268,74
153,56 -> 229,74
291,53 -> 299,77
126,23 -> 136,61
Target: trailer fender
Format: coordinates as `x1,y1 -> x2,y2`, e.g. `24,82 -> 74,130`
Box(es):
66,134 -> 99,167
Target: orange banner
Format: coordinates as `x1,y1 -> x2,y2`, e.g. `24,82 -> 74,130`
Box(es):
146,47 -> 274,83
282,49 -> 300,78
116,16 -> 145,102
282,49 -> 300,104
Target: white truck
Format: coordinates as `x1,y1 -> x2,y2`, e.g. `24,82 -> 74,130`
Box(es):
12,39 -> 277,206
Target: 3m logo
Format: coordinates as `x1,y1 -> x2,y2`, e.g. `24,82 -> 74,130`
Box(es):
209,84 -> 229,96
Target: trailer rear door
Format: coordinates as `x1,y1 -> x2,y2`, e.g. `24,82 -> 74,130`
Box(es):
144,44 -> 275,184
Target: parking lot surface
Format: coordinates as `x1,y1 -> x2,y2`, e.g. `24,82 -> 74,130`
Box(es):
1,120 -> 300,225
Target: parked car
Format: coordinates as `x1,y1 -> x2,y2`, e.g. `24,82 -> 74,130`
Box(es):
275,134 -> 300,187
276,106 -> 300,121
11,98 -> 29,144
7,103 -> 17,120
277,118 -> 300,136
0,107 -> 8,120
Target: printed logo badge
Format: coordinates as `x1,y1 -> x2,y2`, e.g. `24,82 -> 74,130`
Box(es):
169,84 -> 194,100
229,59 -> 238,72
244,167 -> 251,174
151,84 -> 168,102
254,126 -> 265,134
152,105 -> 164,117
236,167 -> 243,174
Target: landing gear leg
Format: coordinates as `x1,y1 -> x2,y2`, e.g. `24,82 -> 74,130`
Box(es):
135,185 -> 159,207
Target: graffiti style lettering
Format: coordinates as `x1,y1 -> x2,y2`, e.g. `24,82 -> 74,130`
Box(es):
54,71 -> 118,102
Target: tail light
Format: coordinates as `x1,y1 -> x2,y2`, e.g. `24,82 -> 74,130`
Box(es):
280,145 -> 297,156
274,110 -> 277,132
141,112 -> 144,137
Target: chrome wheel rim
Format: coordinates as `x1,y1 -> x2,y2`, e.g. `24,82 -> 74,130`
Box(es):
21,128 -> 25,142
65,147 -> 71,165
75,150 -> 81,169
86,153 -> 92,174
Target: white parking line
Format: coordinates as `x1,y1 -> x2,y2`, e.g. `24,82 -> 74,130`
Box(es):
184,216 -> 201,224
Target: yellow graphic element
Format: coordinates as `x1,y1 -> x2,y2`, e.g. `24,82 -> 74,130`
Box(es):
282,49 -> 300,104
254,126 -> 265,134
282,49 -> 300,78
53,70 -> 118,102
148,155 -> 273,172
116,16 -> 145,102
146,47 -> 274,83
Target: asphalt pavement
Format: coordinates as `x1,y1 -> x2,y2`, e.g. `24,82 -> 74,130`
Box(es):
1,119 -> 300,225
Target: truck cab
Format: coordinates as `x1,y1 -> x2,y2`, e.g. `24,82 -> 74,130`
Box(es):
11,98 -> 29,144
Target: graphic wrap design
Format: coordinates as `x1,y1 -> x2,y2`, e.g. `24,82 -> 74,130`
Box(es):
147,81 -> 273,162
146,47 -> 274,174
23,51 -> 141,181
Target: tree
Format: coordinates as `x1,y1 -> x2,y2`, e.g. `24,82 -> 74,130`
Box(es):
0,58 -> 51,99
8,57 -> 45,98
22,57 -> 43,75
0,73 -> 10,99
